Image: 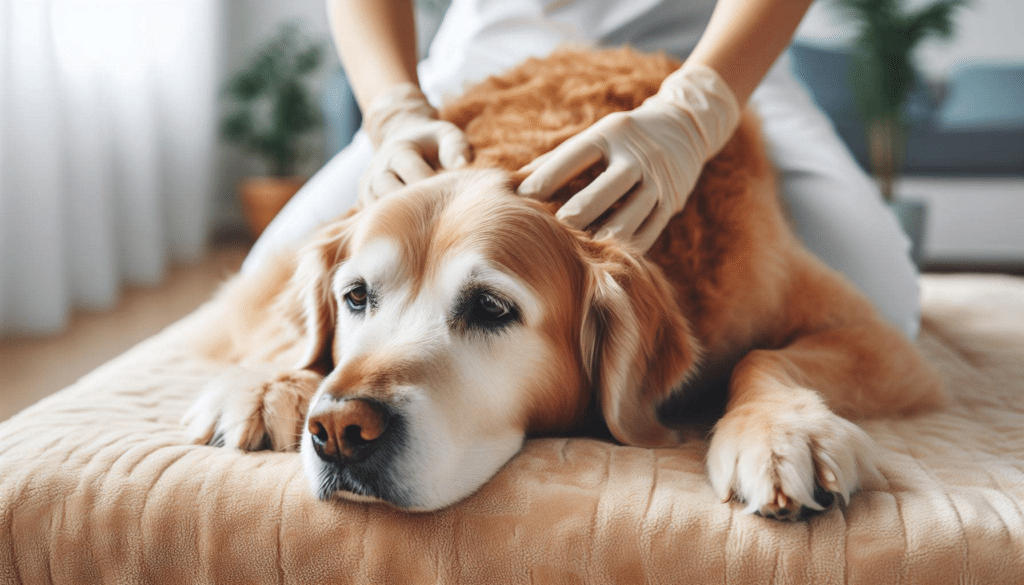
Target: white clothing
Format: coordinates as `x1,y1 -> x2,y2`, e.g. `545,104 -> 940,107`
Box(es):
417,0 -> 714,104
245,0 -> 920,337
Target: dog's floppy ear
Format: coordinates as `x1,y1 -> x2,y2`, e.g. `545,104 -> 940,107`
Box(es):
278,216 -> 355,373
581,243 -> 699,447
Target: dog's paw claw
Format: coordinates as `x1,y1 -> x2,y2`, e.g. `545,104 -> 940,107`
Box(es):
757,489 -> 798,521
816,466 -> 849,503
746,483 -> 838,521
720,488 -> 734,504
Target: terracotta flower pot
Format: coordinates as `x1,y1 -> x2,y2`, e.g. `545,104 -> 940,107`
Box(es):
238,176 -> 305,239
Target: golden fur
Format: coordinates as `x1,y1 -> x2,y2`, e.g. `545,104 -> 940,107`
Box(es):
185,48 -> 943,518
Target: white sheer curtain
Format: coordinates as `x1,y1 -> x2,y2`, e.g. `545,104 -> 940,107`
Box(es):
0,0 -> 220,335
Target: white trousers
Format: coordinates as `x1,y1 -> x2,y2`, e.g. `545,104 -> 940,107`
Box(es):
243,55 -> 920,338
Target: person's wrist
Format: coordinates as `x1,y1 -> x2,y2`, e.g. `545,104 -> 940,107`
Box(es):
647,63 -> 741,161
363,82 -> 438,147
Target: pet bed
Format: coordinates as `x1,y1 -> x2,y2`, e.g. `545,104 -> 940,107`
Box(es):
1,274 -> 1023,584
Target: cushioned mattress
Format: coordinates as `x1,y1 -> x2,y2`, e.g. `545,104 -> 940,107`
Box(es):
2,274 -> 1023,584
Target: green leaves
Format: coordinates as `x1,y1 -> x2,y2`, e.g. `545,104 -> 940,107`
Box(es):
833,0 -> 965,200
835,0 -> 966,123
221,110 -> 254,143
221,21 -> 326,177
906,0 -> 966,46
294,44 -> 323,75
274,80 -> 320,135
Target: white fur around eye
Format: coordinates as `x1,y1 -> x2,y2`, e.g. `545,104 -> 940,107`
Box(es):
332,238 -> 402,300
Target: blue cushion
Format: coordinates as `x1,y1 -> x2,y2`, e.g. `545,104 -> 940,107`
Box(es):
939,64 -> 1024,130
788,42 -> 938,127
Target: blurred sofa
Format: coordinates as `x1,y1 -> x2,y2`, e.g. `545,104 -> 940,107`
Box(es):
788,42 -> 1024,176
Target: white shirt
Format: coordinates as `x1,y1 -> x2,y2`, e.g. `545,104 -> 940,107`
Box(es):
418,0 -> 716,104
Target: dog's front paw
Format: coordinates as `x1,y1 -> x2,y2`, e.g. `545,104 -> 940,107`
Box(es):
183,367 -> 320,452
706,393 -> 882,521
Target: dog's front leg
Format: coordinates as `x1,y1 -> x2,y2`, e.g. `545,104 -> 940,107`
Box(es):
183,365 -> 322,452
705,326 -> 940,520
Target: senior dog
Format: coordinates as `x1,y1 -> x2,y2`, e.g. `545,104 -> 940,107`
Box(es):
184,48 -> 942,519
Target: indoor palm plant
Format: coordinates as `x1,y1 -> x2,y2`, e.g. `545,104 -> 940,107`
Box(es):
837,0 -> 965,202
836,0 -> 965,264
222,23 -> 325,237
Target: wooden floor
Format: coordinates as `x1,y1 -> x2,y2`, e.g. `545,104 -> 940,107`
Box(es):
0,244 -> 249,422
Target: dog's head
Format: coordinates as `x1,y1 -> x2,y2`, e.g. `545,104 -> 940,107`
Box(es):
283,170 -> 699,510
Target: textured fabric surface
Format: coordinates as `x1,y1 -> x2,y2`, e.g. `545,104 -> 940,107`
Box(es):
2,274 -> 1023,584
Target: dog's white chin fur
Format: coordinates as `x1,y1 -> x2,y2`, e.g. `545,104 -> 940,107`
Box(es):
300,392 -> 525,511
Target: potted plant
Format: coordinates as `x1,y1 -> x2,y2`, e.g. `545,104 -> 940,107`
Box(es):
836,0 -> 965,264
222,22 -> 325,237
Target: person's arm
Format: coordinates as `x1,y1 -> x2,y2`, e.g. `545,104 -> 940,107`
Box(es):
327,0 -> 470,203
687,0 -> 814,105
326,0 -> 419,112
518,0 -> 814,251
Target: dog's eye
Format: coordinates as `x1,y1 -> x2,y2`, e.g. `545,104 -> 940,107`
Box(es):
469,292 -> 517,328
345,285 -> 368,312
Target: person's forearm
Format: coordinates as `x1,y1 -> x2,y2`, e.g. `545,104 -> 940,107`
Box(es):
327,0 -> 421,112
686,0 -> 814,105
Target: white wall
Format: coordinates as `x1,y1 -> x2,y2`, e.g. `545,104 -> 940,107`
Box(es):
795,0 -> 1024,79
899,178 -> 1024,264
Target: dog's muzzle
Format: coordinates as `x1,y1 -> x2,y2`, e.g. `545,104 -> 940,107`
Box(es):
306,395 -> 410,505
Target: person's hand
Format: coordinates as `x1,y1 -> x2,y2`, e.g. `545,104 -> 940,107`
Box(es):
360,83 -> 471,204
517,64 -> 740,251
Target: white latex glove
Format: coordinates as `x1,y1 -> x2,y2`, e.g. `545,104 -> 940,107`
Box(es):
360,82 -> 471,204
517,63 -> 741,251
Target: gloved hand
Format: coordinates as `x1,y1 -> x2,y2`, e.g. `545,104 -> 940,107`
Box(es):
517,63 -> 741,251
360,82 -> 472,204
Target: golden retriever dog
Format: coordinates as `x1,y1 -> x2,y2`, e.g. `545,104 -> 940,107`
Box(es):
184,48 -> 942,519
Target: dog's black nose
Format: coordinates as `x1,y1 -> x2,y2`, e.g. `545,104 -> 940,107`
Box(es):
308,398 -> 390,464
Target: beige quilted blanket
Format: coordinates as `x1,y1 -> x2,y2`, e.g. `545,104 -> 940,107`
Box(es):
1,274 -> 1023,584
